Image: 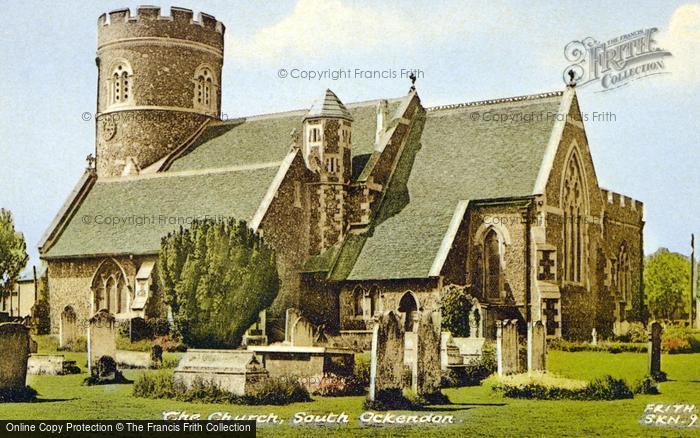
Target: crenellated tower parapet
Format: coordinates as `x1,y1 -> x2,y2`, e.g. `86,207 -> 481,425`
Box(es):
95,6 -> 225,177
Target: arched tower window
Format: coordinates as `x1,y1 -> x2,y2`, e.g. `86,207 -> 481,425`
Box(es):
483,228 -> 503,300
110,61 -> 133,107
561,152 -> 586,283
194,65 -> 216,113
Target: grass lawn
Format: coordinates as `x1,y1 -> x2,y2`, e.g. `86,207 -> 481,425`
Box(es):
1,345 -> 698,437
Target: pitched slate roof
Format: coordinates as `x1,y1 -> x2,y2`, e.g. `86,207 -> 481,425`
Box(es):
43,98 -> 404,259
43,166 -> 279,258
305,89 -> 353,121
168,99 -> 401,173
336,91 -> 567,280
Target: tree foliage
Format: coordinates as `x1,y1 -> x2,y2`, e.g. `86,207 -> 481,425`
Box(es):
644,249 -> 691,320
0,209 -> 28,301
157,219 -> 279,348
441,286 -> 473,337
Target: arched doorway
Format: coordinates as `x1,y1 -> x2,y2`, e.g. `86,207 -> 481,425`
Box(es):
398,292 -> 418,331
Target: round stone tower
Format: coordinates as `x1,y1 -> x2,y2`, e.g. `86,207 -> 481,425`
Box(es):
95,6 -> 225,177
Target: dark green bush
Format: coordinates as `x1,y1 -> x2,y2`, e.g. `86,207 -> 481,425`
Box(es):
633,376 -> 660,395
158,219 -> 279,349
133,372 -> 310,405
147,318 -> 170,338
0,386 -> 37,403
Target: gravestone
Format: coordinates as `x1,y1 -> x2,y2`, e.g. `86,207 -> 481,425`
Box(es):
527,321 -> 547,372
496,319 -> 519,376
411,310 -> 443,398
648,321 -> 663,379
87,310 -> 116,374
28,338 -> 38,354
59,306 -> 77,348
368,311 -> 405,402
289,314 -> 315,347
0,323 -> 30,393
591,328 -> 598,346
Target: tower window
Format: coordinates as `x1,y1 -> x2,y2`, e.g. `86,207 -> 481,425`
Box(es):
109,61 -> 133,107
309,127 -> 321,142
193,65 -> 216,114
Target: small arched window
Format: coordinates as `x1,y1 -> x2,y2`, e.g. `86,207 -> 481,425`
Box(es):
353,287 -> 363,316
110,61 -> 133,106
194,66 -> 216,113
484,228 -> 502,300
617,244 -> 630,302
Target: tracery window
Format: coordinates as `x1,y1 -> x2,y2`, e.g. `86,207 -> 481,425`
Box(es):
562,153 -> 586,283
110,61 -> 133,106
194,65 -> 216,113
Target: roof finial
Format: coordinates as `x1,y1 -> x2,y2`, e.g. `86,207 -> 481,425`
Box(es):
567,69 -> 577,87
409,72 -> 417,93
86,153 -> 96,171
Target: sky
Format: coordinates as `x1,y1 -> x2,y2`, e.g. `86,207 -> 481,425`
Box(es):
0,0 -> 698,268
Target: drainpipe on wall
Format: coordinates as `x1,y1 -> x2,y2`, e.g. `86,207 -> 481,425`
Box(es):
524,200 -> 533,323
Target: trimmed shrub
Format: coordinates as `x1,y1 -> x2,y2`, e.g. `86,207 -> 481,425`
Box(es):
490,373 -> 634,400
549,338 -> 647,353
133,372 -> 310,405
441,287 -> 473,337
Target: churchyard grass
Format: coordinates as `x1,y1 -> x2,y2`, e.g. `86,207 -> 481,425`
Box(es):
0,350 -> 697,437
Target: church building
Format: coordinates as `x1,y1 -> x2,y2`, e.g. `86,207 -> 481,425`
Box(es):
39,7 -> 644,345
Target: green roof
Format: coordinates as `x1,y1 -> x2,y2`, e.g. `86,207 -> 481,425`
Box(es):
168,99 -> 402,173
305,89 -> 353,121
340,93 -> 565,280
44,166 -> 278,258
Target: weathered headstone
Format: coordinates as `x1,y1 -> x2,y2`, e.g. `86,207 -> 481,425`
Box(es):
412,310 -> 443,397
28,338 -> 38,354
0,323 -> 30,393
151,344 -> 163,368
648,321 -> 663,379
527,320 -> 547,372
87,310 -> 116,374
496,319 -> 519,376
591,328 -> 598,346
440,332 -> 463,370
59,306 -> 77,348
290,315 -> 315,347
368,311 -> 405,402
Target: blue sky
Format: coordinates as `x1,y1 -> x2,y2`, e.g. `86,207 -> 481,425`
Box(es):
0,0 -> 698,267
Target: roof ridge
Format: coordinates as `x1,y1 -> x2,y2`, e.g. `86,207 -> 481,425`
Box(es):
425,90 -> 564,112
216,96 -> 406,124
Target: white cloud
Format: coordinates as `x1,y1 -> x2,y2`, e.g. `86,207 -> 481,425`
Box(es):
226,0 -> 492,65
227,0 -> 411,64
660,3 -> 700,84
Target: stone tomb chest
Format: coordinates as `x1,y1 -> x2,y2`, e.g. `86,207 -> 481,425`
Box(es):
247,345 -> 354,389
174,349 -> 268,396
